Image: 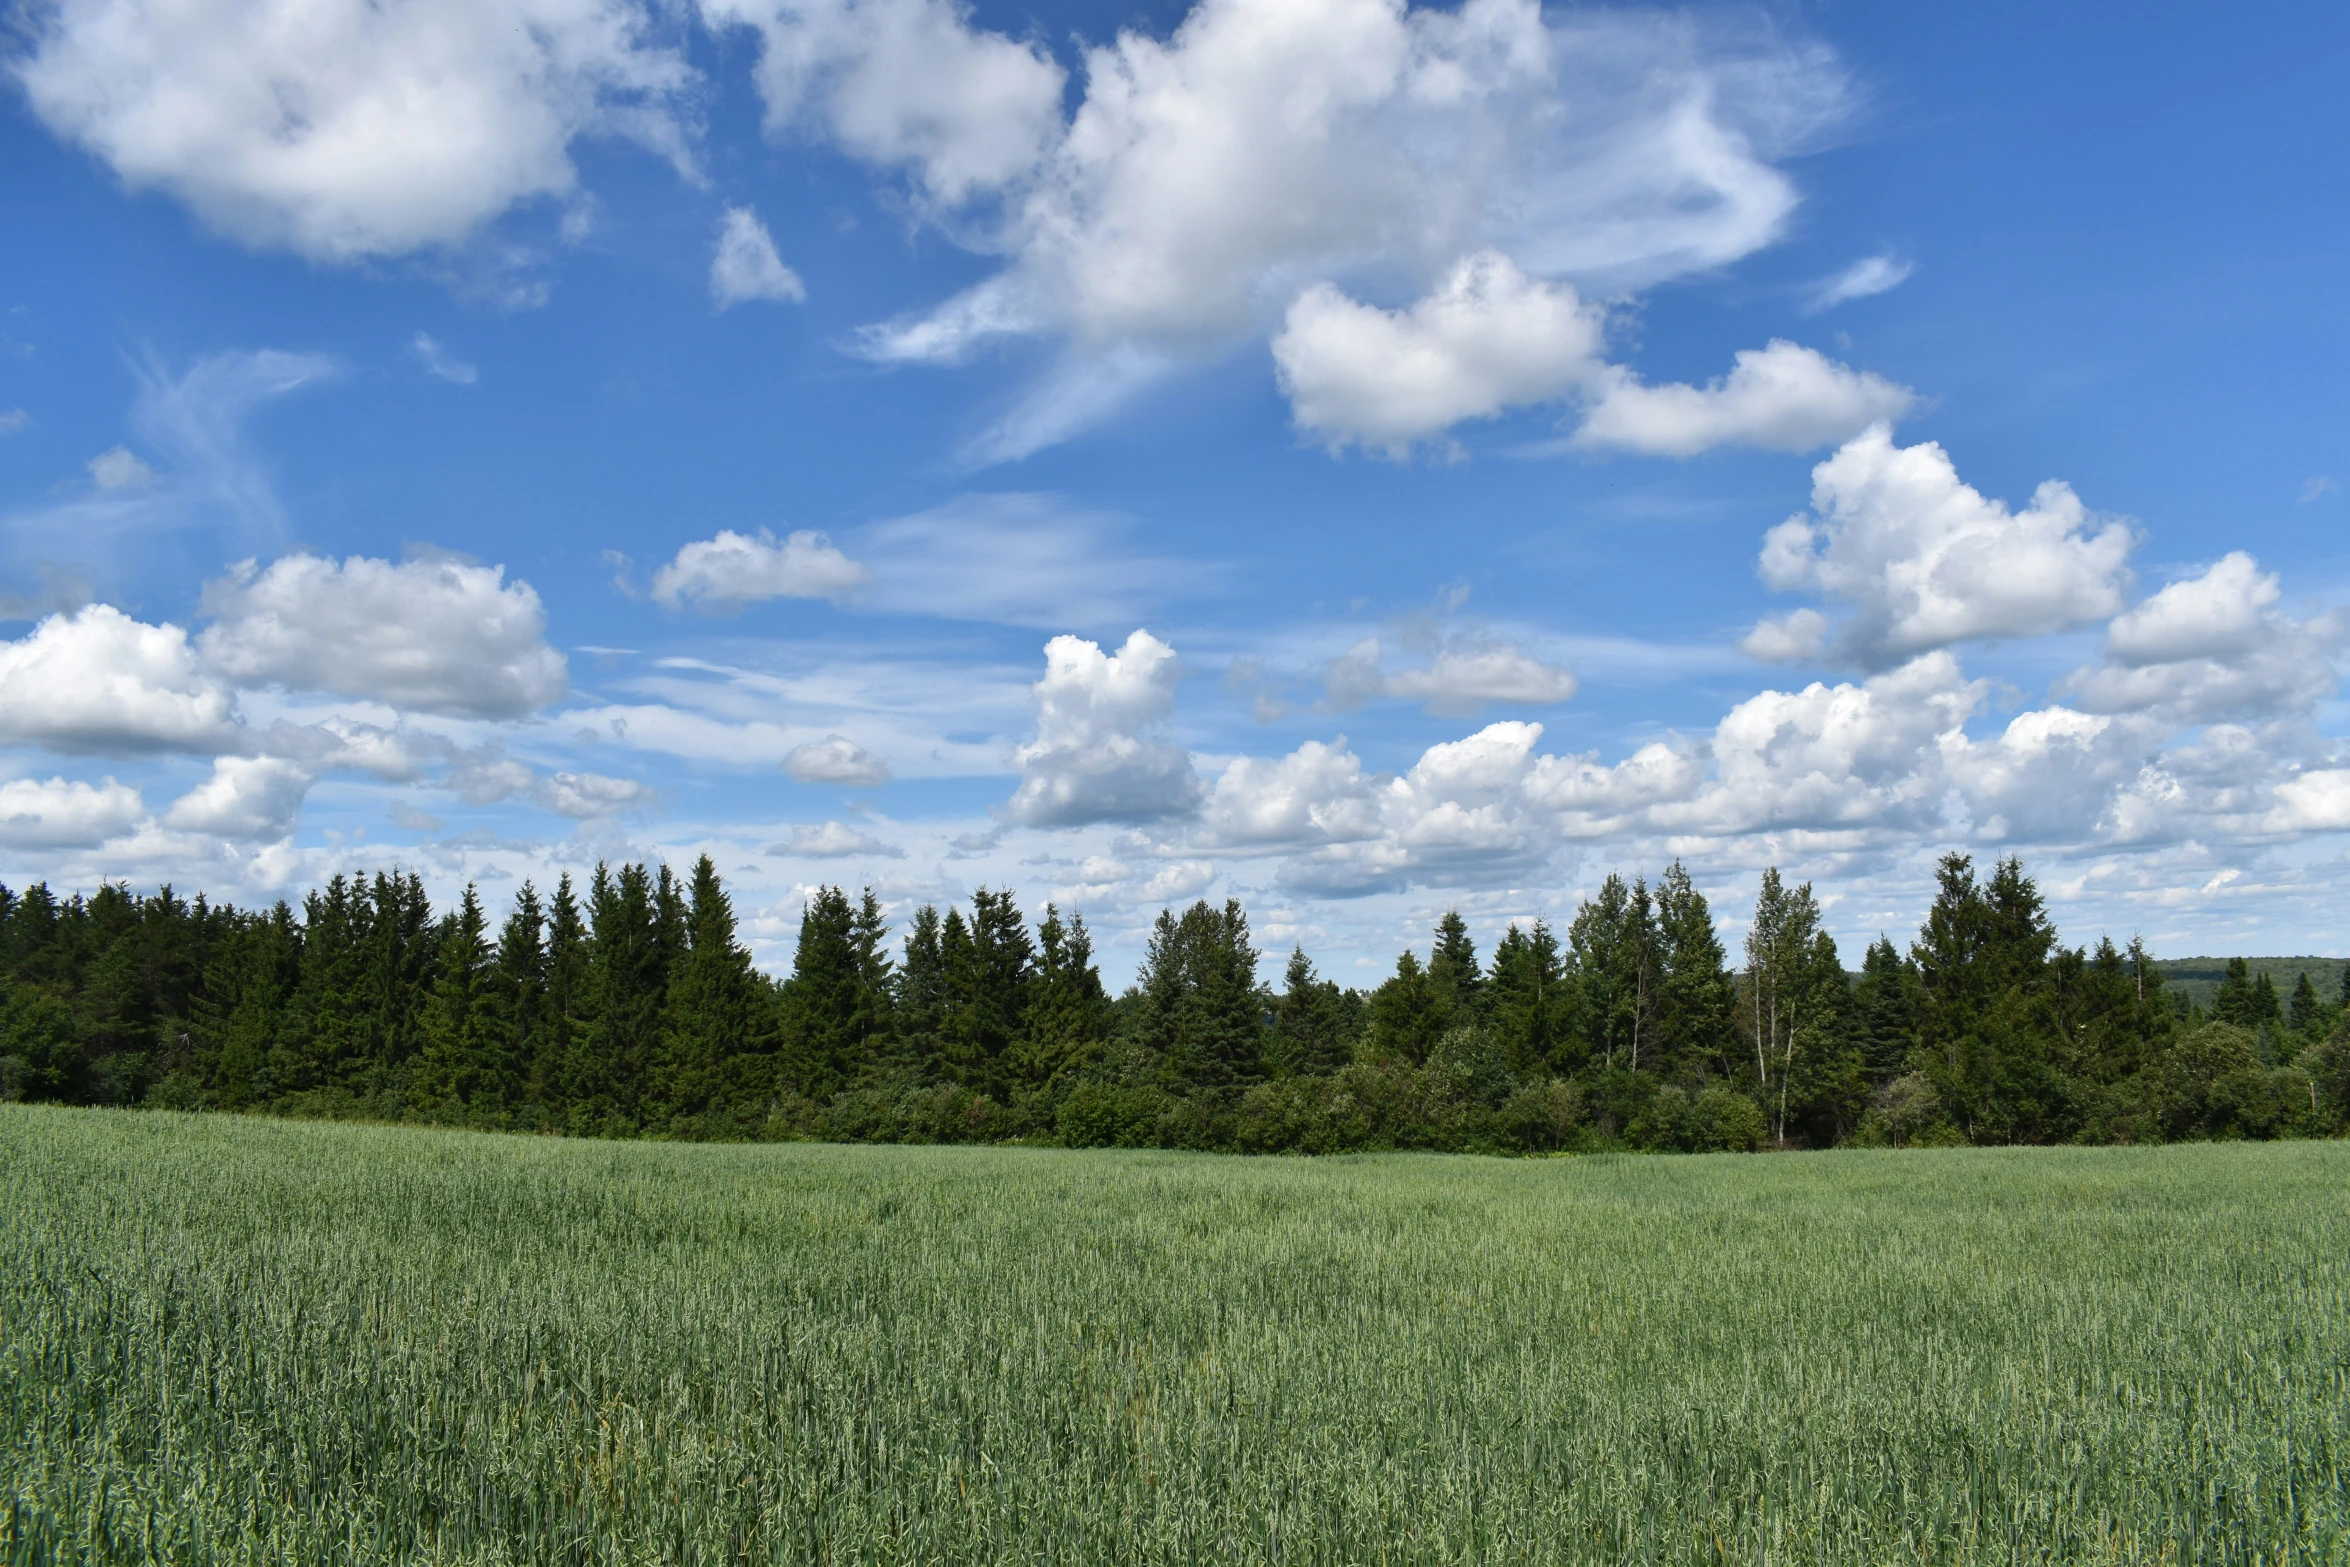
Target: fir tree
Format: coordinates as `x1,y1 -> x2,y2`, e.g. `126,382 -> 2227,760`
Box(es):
2288,972 -> 2324,1044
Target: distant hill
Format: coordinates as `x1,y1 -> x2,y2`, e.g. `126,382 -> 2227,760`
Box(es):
2154,956 -> 2345,1011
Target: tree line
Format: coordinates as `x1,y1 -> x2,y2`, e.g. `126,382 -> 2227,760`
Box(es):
2,852 -> 2345,1151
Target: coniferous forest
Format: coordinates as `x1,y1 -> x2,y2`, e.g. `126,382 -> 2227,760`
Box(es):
2,852 -> 2344,1151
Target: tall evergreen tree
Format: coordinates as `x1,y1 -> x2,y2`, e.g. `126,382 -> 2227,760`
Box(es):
569,863 -> 666,1130
1486,921 -> 1570,1074
416,885 -> 511,1116
939,889 -> 1034,1100
1019,905 -> 1112,1089
1366,949 -> 1443,1065
1427,911 -> 1482,1025
1849,936 -> 1919,1085
1134,900 -> 1264,1089
1571,874 -> 1657,1072
893,904 -> 948,1080
2289,971 -> 2325,1045
1271,945 -> 1352,1077
657,856 -> 764,1120
1653,863 -> 1734,1081
780,887 -> 865,1100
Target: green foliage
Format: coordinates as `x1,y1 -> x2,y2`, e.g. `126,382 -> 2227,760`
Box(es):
0,849 -> 2321,1154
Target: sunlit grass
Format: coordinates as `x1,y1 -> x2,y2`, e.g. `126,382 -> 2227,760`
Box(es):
3,1106 -> 2345,1563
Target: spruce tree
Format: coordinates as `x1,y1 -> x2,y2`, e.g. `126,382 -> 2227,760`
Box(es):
1271,945 -> 1351,1077
495,883 -> 549,1108
780,886 -> 863,1100
939,889 -> 1033,1100
2289,972 -> 2324,1044
1849,936 -> 1919,1085
1654,862 -> 1734,1081
1427,911 -> 1481,1025
2211,957 -> 2258,1027
540,874 -> 588,1114
569,863 -> 666,1130
1019,905 -> 1112,1089
416,885 -> 511,1116
1486,921 -> 1570,1074
1367,950 -> 1442,1065
658,856 -> 762,1121
893,904 -> 947,1080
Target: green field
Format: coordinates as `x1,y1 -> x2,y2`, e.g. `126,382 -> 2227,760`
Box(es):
3,1109 -> 2345,1564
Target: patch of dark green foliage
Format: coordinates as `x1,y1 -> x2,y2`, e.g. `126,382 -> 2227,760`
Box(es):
3,851 -> 2345,1150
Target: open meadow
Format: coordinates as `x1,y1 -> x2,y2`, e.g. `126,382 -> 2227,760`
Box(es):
3,1107 -> 2345,1565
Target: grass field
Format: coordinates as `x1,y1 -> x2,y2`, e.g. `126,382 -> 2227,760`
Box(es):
3,1109 -> 2345,1565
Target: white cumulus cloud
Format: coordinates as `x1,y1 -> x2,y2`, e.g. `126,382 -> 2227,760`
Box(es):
14,0 -> 694,262
0,775 -> 146,848
1007,629 -> 1201,826
1272,253 -> 1605,456
0,604 -> 240,753
161,756 -> 312,840
1574,340 -> 1915,457
783,735 -> 892,785
1743,424 -> 2135,669
650,528 -> 871,612
700,0 -> 1067,207
709,206 -> 806,307
198,553 -> 568,718
2064,552 -> 2344,724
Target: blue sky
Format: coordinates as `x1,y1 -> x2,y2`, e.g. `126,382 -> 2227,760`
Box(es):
1,0 -> 2345,981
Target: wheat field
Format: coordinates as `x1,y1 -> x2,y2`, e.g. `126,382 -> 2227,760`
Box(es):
3,1106 -> 2344,1564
